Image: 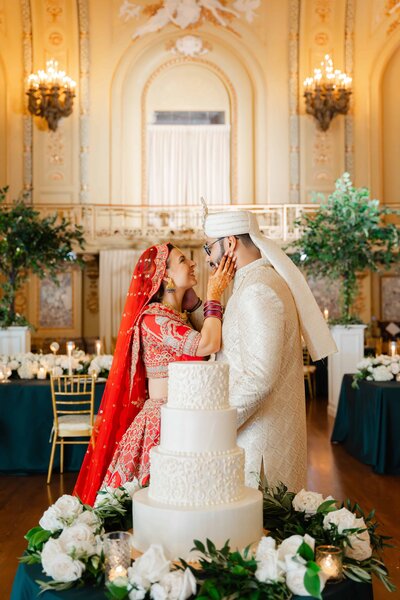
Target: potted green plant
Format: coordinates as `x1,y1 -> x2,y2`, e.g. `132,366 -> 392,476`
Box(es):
288,172 -> 400,414
0,186 -> 85,352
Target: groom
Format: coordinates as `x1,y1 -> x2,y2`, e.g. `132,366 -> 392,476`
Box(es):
188,209 -> 336,491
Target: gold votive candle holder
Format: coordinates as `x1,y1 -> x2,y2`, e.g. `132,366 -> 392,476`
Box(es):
103,531 -> 132,581
315,545 -> 343,583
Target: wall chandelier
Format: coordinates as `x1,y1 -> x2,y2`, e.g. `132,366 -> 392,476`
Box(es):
27,60 -> 76,131
303,54 -> 352,131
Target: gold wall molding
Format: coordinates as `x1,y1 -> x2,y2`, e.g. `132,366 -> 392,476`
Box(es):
77,0 -> 90,203
140,55 -> 238,204
345,0 -> 355,176
289,0 -> 300,203
21,0 -> 33,198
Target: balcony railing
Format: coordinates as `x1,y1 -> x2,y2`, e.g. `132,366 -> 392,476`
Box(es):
15,203 -> 321,249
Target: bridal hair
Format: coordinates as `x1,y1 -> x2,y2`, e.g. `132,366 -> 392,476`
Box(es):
150,243 -> 174,304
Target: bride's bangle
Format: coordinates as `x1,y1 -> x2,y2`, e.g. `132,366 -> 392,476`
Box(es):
204,300 -> 223,320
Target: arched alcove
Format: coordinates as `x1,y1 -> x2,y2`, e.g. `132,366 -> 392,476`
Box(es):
382,44 -> 400,204
110,31 -> 264,206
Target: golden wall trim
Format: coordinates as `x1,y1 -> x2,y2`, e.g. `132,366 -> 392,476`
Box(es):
77,0 -> 90,203
140,55 -> 238,204
344,0 -> 355,176
289,0 -> 300,203
21,0 -> 33,197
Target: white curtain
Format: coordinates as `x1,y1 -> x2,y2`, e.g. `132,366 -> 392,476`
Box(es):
148,125 -> 230,205
99,250 -> 142,354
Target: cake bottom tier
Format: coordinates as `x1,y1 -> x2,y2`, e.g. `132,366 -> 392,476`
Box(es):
132,487 -> 263,560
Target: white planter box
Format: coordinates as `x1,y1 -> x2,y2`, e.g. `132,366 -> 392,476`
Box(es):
0,326 -> 31,354
328,324 -> 366,417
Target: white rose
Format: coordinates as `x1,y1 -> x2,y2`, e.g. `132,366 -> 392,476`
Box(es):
129,545 -> 170,589
59,523 -> 97,556
256,536 -> 276,558
345,518 -> 372,561
44,553 -> 85,583
123,479 -> 140,498
76,509 -> 102,531
150,583 -> 168,600
158,569 -> 197,600
277,535 -> 304,561
357,358 -> 372,370
128,587 -> 147,600
52,366 -> 63,376
54,495 -> 83,523
17,362 -> 35,379
41,538 -> 64,570
286,563 -> 326,597
94,486 -> 123,508
323,507 -> 356,533
391,362 -> 400,375
292,489 -> 325,515
372,365 -> 393,382
39,506 -> 63,532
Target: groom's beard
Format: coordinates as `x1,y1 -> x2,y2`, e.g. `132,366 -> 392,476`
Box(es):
209,240 -> 226,269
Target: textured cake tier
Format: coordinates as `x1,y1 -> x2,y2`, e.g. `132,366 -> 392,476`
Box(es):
149,446 -> 244,506
160,406 -> 237,453
133,487 -> 264,560
167,361 -> 229,410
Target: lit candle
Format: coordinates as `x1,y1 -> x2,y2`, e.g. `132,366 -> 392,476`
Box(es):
316,545 -> 343,582
37,366 -> 47,380
66,341 -> 75,376
389,340 -> 397,357
95,339 -> 102,356
103,531 -> 132,582
0,367 -> 5,383
323,308 -> 329,321
108,565 -> 127,581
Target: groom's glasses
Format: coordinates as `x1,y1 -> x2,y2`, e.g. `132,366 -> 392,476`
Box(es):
203,237 -> 225,256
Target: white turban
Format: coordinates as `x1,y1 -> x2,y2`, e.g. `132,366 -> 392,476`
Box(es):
204,210 -> 337,361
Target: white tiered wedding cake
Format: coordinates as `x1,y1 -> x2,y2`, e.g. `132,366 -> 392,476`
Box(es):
132,362 -> 263,559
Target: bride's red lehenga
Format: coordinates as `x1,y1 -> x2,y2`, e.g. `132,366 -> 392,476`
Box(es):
73,244 -> 203,506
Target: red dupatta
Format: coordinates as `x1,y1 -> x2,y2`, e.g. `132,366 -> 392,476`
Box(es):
73,244 -> 169,506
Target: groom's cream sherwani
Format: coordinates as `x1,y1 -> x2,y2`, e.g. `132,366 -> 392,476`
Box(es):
217,258 -> 307,492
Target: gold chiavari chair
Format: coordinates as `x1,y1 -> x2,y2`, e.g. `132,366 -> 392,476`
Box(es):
303,347 -> 317,401
47,374 -> 96,484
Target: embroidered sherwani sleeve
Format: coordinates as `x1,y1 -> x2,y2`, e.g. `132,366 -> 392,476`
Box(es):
231,283 -> 285,428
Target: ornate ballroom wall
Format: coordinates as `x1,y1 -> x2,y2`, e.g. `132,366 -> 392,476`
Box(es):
0,0 -> 399,349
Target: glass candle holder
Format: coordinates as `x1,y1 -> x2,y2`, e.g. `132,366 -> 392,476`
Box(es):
316,545 -> 343,583
103,531 -> 132,581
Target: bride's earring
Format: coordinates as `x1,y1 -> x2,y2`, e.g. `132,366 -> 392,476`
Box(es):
166,277 -> 176,293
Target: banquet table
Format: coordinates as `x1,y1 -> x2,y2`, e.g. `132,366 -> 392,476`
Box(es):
11,562 -> 373,600
0,379 -> 105,473
331,374 -> 400,474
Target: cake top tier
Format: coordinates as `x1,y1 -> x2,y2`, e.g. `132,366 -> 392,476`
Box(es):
167,362 -> 229,410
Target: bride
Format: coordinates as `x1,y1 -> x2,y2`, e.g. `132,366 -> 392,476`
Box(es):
74,243 -> 235,505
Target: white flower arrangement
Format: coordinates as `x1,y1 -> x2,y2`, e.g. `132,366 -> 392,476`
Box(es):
20,483 -> 395,597
0,351 -> 113,380
353,354 -> 400,387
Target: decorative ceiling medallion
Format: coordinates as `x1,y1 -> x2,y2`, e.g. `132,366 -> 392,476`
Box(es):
119,0 -> 260,39
166,35 -> 212,56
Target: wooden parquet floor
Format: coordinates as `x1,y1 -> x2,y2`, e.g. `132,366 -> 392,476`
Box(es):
1,397 -> 399,599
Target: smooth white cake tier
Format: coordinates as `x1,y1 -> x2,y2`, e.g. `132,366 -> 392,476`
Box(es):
149,446 -> 244,506
160,406 -> 237,453
167,361 -> 229,410
133,487 -> 263,560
